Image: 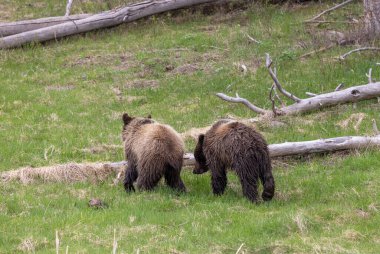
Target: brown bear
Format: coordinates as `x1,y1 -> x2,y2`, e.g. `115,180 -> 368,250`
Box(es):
122,113 -> 186,192
193,119 -> 275,202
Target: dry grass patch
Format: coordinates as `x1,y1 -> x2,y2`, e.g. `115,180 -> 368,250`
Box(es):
337,113 -> 367,132
0,163 -> 121,184
125,79 -> 159,89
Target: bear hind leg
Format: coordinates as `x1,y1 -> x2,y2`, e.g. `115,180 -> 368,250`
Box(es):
235,163 -> 259,203
260,172 -> 275,201
123,162 -> 138,192
136,168 -> 163,191
164,164 -> 186,192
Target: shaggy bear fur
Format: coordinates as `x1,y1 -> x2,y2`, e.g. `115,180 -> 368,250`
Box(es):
122,113 -> 186,192
193,120 -> 275,202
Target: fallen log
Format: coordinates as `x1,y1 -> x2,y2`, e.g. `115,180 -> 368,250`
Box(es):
0,0 -> 219,49
0,14 -> 92,37
2,134 -> 379,184
217,54 -> 380,116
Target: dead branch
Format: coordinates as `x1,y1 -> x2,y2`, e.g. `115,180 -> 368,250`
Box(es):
217,54 -> 380,116
245,33 -> 261,44
65,0 -> 74,16
366,68 -> 373,83
303,20 -> 358,24
299,44 -> 334,59
269,85 -> 277,115
305,92 -> 317,97
0,0 -> 220,49
216,93 -> 269,115
335,83 -> 345,91
338,47 -> 380,60
304,0 -> 355,23
265,54 -> 301,102
0,14 -> 92,37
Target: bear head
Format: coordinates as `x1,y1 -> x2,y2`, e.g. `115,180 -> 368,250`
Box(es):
122,113 -> 154,141
193,134 -> 209,174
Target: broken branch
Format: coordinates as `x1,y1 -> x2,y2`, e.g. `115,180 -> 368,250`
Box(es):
335,83 -> 345,91
366,68 -> 373,83
265,53 -> 301,102
216,93 -> 269,115
245,33 -> 261,44
338,47 -> 380,60
304,0 -> 354,23
65,0 -> 74,16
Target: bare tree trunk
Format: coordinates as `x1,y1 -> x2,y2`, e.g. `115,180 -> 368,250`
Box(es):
0,14 -> 92,37
364,0 -> 380,39
0,0 -> 219,49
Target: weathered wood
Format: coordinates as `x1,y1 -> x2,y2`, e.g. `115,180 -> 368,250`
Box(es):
218,82 -> 380,116
268,135 -> 380,157
218,54 -> 380,116
0,14 -> 92,37
2,134 -> 379,183
279,82 -> 380,115
182,135 -> 380,164
364,0 -> 380,39
0,0 -> 219,49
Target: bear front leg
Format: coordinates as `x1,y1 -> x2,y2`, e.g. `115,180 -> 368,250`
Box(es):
124,162 -> 138,192
210,162 -> 227,196
164,165 -> 186,192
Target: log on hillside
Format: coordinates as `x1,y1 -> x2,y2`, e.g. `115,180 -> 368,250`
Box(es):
0,14 -> 92,37
183,134 -> 380,165
2,134 -> 379,184
0,0 -> 219,49
217,54 -> 380,116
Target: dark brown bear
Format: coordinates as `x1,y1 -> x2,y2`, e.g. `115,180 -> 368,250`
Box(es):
193,120 -> 275,202
122,113 -> 186,192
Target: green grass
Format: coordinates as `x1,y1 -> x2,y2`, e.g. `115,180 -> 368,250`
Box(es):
1,1 -> 380,253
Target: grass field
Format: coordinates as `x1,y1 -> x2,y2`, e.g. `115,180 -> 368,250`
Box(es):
1,0 -> 380,253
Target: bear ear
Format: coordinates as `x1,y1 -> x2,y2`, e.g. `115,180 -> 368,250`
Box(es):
122,113 -> 133,125
198,134 -> 205,144
147,114 -> 151,119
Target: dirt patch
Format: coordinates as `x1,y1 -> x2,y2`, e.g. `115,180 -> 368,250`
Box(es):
45,85 -> 75,91
356,209 -> 370,219
17,238 -> 35,253
170,64 -> 200,75
125,80 -> 159,89
68,53 -> 135,70
343,229 -> 364,241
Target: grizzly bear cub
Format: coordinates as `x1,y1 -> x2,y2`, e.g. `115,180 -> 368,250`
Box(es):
193,120 -> 275,202
122,113 -> 186,192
